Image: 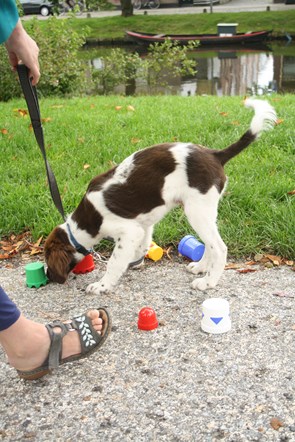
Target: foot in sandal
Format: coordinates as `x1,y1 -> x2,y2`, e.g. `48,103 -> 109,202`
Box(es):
0,308 -> 111,380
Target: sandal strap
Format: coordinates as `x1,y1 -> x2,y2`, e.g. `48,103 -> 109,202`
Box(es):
45,312 -> 106,370
70,314 -> 102,354
45,321 -> 72,370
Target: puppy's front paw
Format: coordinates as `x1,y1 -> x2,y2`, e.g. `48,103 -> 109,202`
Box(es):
191,277 -> 216,291
187,261 -> 207,275
86,282 -> 111,295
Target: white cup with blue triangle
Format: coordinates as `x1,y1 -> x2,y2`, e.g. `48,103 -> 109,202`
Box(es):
201,298 -> 231,334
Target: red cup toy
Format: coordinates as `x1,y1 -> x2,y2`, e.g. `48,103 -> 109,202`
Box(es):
138,307 -> 159,331
72,254 -> 95,274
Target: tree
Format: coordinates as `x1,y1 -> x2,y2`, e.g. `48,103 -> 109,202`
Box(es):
120,0 -> 133,17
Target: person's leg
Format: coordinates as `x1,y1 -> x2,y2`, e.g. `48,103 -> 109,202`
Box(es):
0,286 -> 104,373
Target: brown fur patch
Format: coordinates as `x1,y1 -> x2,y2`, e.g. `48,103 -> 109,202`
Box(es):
72,196 -> 103,237
103,144 -> 176,218
186,144 -> 227,194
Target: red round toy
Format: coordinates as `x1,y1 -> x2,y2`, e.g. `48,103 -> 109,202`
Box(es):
72,254 -> 95,274
138,307 -> 159,331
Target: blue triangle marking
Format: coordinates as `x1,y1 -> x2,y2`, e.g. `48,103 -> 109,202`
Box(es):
210,317 -> 223,325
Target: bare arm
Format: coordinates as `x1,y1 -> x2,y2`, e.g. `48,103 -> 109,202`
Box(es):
5,19 -> 40,85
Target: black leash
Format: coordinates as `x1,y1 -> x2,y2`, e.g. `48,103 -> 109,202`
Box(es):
17,64 -> 66,221
17,64 -> 92,257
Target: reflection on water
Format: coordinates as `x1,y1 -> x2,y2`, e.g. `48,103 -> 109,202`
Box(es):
88,43 -> 295,96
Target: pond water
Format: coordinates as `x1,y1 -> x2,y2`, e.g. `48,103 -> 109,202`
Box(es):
85,41 -> 295,96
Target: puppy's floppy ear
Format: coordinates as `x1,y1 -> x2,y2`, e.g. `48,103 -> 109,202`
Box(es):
45,227 -> 76,284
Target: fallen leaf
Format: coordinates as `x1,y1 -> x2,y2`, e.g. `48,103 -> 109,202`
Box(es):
131,137 -> 141,144
30,248 -> 42,256
15,108 -> 28,117
1,245 -> 14,252
230,120 -> 240,126
1,128 -> 8,135
225,263 -> 242,270
245,260 -> 257,266
127,105 -> 135,111
265,254 -> 282,266
83,164 -> 90,170
33,236 -> 43,248
270,417 -> 284,430
264,262 -> 274,268
51,104 -> 64,109
237,268 -> 257,274
219,112 -> 228,116
287,189 -> 295,195
41,117 -> 52,123
115,106 -> 122,111
284,260 -> 294,266
254,253 -> 264,262
0,231 -> 43,260
164,246 -> 173,260
275,118 -> 284,125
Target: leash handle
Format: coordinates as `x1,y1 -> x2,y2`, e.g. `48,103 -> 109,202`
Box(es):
17,64 -> 66,221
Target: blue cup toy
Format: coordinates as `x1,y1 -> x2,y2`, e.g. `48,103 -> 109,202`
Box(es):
178,235 -> 205,261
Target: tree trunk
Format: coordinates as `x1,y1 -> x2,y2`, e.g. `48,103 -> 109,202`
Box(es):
120,0 -> 133,17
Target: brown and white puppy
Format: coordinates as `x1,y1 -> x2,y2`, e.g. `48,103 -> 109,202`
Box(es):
45,99 -> 276,295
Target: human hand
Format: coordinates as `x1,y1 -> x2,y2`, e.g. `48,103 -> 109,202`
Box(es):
5,19 -> 40,85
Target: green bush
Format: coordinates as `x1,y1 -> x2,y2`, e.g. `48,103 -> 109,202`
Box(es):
92,40 -> 198,95
0,46 -> 22,101
0,17 -> 88,101
92,49 -> 143,94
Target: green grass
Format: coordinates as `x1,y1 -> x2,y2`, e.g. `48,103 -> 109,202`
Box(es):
0,95 -> 294,259
55,10 -> 295,40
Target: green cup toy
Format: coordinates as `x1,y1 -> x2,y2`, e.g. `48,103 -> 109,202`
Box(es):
25,262 -> 48,288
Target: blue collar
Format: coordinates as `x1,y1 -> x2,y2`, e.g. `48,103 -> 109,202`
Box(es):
66,223 -> 91,257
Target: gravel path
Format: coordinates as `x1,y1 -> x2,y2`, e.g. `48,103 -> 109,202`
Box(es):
0,257 -> 294,441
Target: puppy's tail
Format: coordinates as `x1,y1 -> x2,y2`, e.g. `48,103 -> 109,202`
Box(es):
215,98 -> 277,166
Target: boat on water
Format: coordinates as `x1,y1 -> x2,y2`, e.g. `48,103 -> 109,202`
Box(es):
125,30 -> 272,46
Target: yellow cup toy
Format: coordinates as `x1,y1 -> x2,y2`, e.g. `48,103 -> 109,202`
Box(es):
146,241 -> 163,262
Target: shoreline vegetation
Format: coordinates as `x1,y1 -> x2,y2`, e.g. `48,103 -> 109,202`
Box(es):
23,10 -> 295,42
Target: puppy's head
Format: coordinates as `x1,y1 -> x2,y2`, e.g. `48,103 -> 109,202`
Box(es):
44,227 -> 78,284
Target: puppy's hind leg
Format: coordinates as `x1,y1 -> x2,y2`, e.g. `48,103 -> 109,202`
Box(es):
184,192 -> 227,291
86,226 -> 146,295
129,226 -> 154,269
